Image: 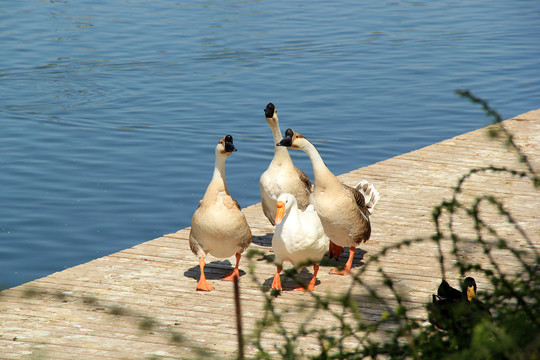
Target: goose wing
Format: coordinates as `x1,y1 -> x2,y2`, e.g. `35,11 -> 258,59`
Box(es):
232,198 -> 242,211
344,184 -> 370,221
295,167 -> 312,191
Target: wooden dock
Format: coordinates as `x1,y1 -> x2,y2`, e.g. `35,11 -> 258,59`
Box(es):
1,109 -> 539,359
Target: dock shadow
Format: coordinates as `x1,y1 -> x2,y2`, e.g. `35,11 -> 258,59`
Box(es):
251,233 -> 273,248
183,259 -> 246,280
320,247 -> 367,271
262,267 -> 321,293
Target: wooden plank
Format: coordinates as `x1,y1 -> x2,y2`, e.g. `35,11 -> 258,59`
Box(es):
1,110 -> 539,359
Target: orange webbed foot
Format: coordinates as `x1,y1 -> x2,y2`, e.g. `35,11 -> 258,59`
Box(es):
329,267 -> 350,276
196,258 -> 214,291
271,268 -> 282,291
295,265 -> 319,291
330,247 -> 355,275
222,268 -> 240,282
222,252 -> 242,281
294,285 -> 314,292
196,278 -> 214,291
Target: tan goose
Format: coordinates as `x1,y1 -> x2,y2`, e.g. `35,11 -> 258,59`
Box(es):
189,135 -> 252,291
259,103 -> 312,225
277,128 -> 380,275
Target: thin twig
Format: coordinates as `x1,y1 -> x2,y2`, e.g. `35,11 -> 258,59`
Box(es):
234,276 -> 244,360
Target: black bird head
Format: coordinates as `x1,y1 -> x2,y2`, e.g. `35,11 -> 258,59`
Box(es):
277,128 -> 294,147
224,134 -> 237,153
264,103 -> 275,118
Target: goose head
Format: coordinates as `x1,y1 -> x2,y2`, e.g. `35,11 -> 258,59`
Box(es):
276,128 -> 307,150
216,134 -> 237,157
264,102 -> 276,118
462,277 -> 477,301
264,103 -> 278,126
275,193 -> 297,225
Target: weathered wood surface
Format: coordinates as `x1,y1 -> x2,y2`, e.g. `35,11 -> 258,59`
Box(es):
1,110 -> 539,359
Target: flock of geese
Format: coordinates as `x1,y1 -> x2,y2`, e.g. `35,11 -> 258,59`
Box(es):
188,103 -> 380,292
186,102 -> 491,332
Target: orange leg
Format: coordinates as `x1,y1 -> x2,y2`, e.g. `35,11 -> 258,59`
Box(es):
272,266 -> 283,291
222,252 -> 241,281
196,258 -> 214,291
330,247 -> 355,275
328,241 -> 344,260
295,264 -> 319,292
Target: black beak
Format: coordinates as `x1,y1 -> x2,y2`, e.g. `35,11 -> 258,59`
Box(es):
224,135 -> 237,152
277,128 -> 294,147
276,137 -> 292,147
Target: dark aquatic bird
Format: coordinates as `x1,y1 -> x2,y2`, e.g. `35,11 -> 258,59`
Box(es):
277,128 -> 380,275
189,135 -> 252,291
428,277 -> 491,331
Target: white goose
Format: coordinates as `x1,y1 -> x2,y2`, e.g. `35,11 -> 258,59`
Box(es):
271,193 -> 329,292
189,135 -> 252,291
277,128 -> 380,275
259,103 -> 312,225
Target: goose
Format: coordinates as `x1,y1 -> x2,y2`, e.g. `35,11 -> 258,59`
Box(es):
259,103 -> 312,225
271,193 -> 329,292
277,128 -> 380,275
189,135 -> 252,291
428,277 -> 491,331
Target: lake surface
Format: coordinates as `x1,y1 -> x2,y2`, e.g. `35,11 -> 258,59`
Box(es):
1,0 -> 539,289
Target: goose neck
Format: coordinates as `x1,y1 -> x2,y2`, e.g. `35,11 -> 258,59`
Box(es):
204,152 -> 229,200
301,140 -> 334,184
281,203 -> 300,227
269,120 -> 292,162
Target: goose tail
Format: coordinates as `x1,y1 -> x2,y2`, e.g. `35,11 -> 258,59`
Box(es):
355,180 -> 381,214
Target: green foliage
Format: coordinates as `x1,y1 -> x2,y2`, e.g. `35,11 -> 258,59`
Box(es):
244,92 -> 539,359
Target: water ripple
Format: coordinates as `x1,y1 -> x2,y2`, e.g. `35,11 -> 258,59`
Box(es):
1,0 -> 539,288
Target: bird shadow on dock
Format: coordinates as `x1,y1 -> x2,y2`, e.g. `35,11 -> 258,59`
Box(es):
320,247 -> 367,271
251,233 -> 273,248
183,259 -> 246,280
262,267 -> 322,292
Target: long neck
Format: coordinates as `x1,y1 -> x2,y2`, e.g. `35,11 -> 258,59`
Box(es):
203,150 -> 229,201
300,139 -> 338,188
269,118 -> 293,165
281,202 -> 300,229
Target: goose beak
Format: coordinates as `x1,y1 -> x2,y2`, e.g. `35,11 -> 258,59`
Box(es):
223,135 -> 237,152
276,136 -> 292,147
277,128 -> 294,147
466,285 -> 476,301
275,201 -> 285,225
225,143 -> 237,152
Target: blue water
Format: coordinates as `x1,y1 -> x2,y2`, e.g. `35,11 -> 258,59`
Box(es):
1,1 -> 539,289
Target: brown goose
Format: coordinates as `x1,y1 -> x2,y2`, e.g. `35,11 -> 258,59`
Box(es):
277,128 -> 380,275
259,103 -> 312,225
189,135 -> 252,291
